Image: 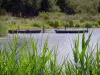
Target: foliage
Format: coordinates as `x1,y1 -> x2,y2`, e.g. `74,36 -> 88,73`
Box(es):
57,0 -> 75,14
68,0 -> 100,14
98,20 -> 100,25
0,32 -> 100,75
80,19 -> 85,23
39,12 -> 50,19
65,32 -> 100,75
1,14 -> 100,30
0,22 -> 8,37
48,19 -> 60,28
0,9 -> 6,15
75,24 -> 80,27
68,20 -> 74,27
63,21 -> 69,27
0,36 -> 63,75
85,22 -> 92,28
41,0 -> 60,12
32,21 -> 43,27
0,0 -> 100,16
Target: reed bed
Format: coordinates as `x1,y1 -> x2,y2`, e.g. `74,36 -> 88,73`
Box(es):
0,33 -> 100,75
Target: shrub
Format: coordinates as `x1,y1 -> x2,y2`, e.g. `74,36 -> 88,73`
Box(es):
0,23 -> 8,37
75,24 -> 80,27
32,22 -> 41,27
63,21 -> 69,27
49,6 -> 61,12
39,12 -> 49,19
55,19 -> 60,27
48,19 -> 60,28
93,22 -> 99,27
0,9 -> 6,15
80,19 -> 85,23
85,22 -> 92,28
98,20 -> 100,25
68,20 -> 74,27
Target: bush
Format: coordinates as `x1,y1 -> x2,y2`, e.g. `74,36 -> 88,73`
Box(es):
48,19 -> 60,28
75,24 -> 80,27
98,20 -> 100,25
49,6 -> 61,12
63,21 -> 69,27
93,22 -> 99,27
39,12 -> 49,19
68,20 -> 74,27
80,19 -> 85,23
32,22 -> 41,27
0,9 -> 6,15
0,24 -> 8,37
85,22 -> 92,28
55,19 -> 60,27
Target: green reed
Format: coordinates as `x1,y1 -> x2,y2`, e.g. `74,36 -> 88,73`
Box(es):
0,32 -> 100,75
65,32 -> 100,75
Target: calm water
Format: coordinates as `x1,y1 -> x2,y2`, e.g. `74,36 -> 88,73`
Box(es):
1,28 -> 100,63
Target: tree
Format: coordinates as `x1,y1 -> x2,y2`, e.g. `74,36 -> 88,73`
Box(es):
57,0 -> 74,14
68,0 -> 100,14
98,2 -> 100,13
0,0 -> 2,7
32,0 -> 41,15
41,0 -> 60,12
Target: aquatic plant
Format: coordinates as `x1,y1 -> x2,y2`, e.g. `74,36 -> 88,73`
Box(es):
65,32 -> 100,75
0,36 -> 63,75
0,32 -> 100,75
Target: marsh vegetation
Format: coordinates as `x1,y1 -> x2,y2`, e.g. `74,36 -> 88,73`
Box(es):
0,33 -> 100,75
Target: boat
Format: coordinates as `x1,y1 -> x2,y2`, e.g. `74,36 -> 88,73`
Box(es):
8,30 -> 41,34
55,28 -> 88,33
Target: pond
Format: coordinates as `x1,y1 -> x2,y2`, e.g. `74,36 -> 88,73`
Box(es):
0,28 -> 100,64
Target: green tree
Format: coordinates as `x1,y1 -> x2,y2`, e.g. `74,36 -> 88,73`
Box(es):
68,0 -> 100,14
0,0 -> 3,11
98,2 -> 100,13
57,0 -> 74,14
48,0 -> 60,12
0,0 -> 2,7
32,0 -> 41,14
41,0 -> 60,12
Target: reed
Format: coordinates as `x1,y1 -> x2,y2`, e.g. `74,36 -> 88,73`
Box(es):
65,32 -> 100,75
0,32 -> 100,75
0,36 -> 63,75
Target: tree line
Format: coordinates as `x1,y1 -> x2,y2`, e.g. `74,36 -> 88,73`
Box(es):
0,0 -> 100,16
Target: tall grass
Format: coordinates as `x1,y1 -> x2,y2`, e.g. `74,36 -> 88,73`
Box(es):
0,36 -> 63,75
65,32 -> 100,75
0,33 -> 100,75
1,13 -> 100,30
0,22 -> 8,37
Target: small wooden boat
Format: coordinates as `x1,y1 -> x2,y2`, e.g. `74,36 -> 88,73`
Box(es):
55,29 -> 88,33
8,30 -> 41,34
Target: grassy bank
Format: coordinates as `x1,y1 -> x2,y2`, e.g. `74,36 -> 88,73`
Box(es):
0,33 -> 100,75
0,12 -> 100,30
0,22 -> 8,37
